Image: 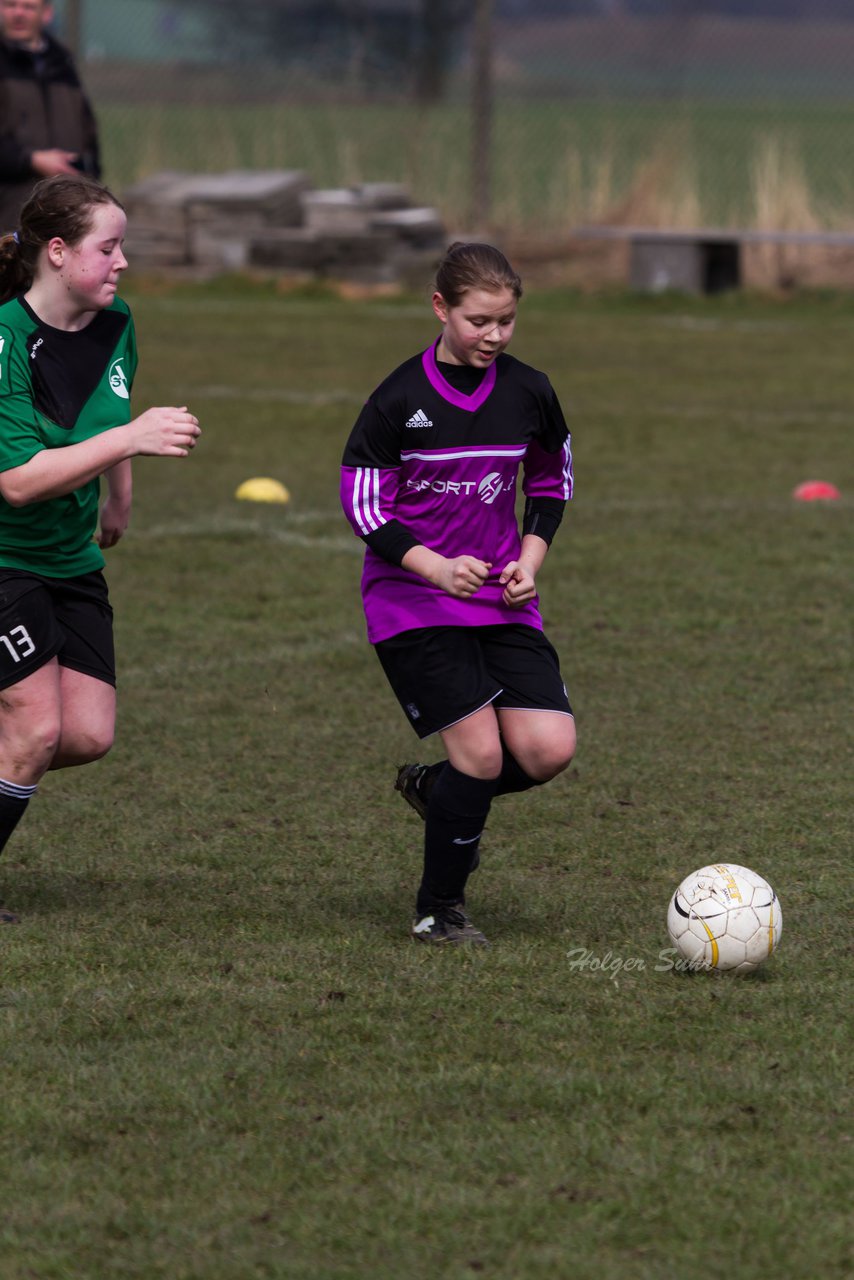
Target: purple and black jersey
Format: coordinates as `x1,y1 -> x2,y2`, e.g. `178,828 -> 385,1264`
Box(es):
341,339 -> 573,644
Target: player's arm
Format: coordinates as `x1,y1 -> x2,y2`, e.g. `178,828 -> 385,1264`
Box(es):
518,381 -> 572,545
401,545 -> 492,599
523,382 -> 573,503
340,471 -> 491,599
97,459 -> 133,549
498,533 -> 549,607
341,398 -> 491,599
500,381 -> 573,607
341,394 -> 422,560
0,407 -> 199,506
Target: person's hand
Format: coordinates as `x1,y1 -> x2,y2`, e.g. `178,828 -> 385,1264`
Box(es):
434,555 -> 492,599
128,407 -> 200,457
499,560 -> 536,607
97,494 -> 130,548
30,149 -> 79,177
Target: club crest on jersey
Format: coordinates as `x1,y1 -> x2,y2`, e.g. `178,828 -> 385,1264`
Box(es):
478,472 -> 503,504
109,359 -> 129,399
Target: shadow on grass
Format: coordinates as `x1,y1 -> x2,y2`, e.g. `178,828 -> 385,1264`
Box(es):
0,865 -> 241,923
318,872 -> 557,947
2,858 -> 559,949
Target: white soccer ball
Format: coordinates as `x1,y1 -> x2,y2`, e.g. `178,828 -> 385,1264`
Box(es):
666,863 -> 782,974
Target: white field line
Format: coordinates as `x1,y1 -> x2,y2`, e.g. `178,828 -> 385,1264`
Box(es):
131,296 -> 428,320
568,494 -> 852,513
190,385 -> 363,404
653,315 -> 807,333
652,403 -> 853,426
132,513 -> 363,554
119,630 -> 367,683
569,398 -> 852,427
132,495 -> 850,547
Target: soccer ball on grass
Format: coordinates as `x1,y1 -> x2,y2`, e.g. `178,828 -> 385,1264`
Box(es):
667,863 -> 782,974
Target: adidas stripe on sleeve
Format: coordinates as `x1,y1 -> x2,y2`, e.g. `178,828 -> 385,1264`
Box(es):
341,393 -> 421,565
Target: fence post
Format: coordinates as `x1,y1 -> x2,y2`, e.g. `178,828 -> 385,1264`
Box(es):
470,0 -> 493,231
64,0 -> 84,61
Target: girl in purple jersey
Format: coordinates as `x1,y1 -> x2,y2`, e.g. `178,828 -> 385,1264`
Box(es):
341,242 -> 575,945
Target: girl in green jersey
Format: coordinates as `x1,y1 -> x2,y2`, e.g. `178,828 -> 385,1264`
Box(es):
0,174 -> 201,921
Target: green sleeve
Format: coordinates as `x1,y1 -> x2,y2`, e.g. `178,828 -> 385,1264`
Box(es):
0,323 -> 45,474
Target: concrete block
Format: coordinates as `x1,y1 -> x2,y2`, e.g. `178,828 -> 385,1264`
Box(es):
301,190 -> 372,234
249,228 -> 327,271
629,234 -> 741,294
370,207 -> 445,248
351,182 -> 411,211
124,169 -> 311,233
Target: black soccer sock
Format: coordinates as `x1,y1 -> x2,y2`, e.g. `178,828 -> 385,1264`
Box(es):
0,778 -> 38,857
494,743 -> 542,796
416,765 -> 497,916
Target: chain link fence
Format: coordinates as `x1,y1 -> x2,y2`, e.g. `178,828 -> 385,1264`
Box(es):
51,1 -> 854,243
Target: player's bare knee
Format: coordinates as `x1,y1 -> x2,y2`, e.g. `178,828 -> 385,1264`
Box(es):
37,717 -> 62,761
76,727 -> 114,764
58,724 -> 115,766
483,756 -> 504,781
7,717 -> 62,773
448,738 -> 503,780
555,733 -> 577,775
525,734 -> 575,782
547,747 -> 575,779
85,735 -> 113,764
460,747 -> 503,780
531,756 -> 570,783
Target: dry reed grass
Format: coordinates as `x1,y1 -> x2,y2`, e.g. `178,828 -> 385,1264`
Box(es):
510,132 -> 854,291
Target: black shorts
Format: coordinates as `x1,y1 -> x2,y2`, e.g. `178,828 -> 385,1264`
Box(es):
375,623 -> 572,740
0,569 -> 115,692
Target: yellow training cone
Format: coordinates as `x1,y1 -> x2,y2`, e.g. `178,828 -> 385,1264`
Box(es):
235,477 -> 290,504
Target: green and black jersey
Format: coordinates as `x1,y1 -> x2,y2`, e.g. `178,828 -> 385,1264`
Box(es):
0,295 -> 137,577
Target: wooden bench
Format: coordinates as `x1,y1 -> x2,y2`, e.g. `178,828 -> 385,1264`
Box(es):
573,225 -> 854,293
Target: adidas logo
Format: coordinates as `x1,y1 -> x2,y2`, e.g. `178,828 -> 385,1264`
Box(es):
405,409 -> 433,429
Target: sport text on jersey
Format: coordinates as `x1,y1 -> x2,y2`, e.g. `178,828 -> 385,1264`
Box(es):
405,471 -> 512,504
399,444 -> 526,507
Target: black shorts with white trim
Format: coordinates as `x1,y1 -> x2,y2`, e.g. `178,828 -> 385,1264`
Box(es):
0,569 -> 115,691
374,622 -> 572,740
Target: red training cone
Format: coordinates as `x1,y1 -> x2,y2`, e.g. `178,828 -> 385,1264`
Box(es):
793,480 -> 841,502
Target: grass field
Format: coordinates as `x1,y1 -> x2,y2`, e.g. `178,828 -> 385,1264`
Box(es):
1,279 -> 851,1278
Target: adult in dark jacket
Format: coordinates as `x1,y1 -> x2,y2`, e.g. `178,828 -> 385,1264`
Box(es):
0,1 -> 100,232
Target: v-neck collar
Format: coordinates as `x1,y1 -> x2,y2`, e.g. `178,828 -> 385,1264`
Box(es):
421,339 -> 497,412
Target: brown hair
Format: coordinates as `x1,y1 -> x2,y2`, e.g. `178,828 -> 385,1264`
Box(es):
434,241 -> 523,307
0,174 -> 125,304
